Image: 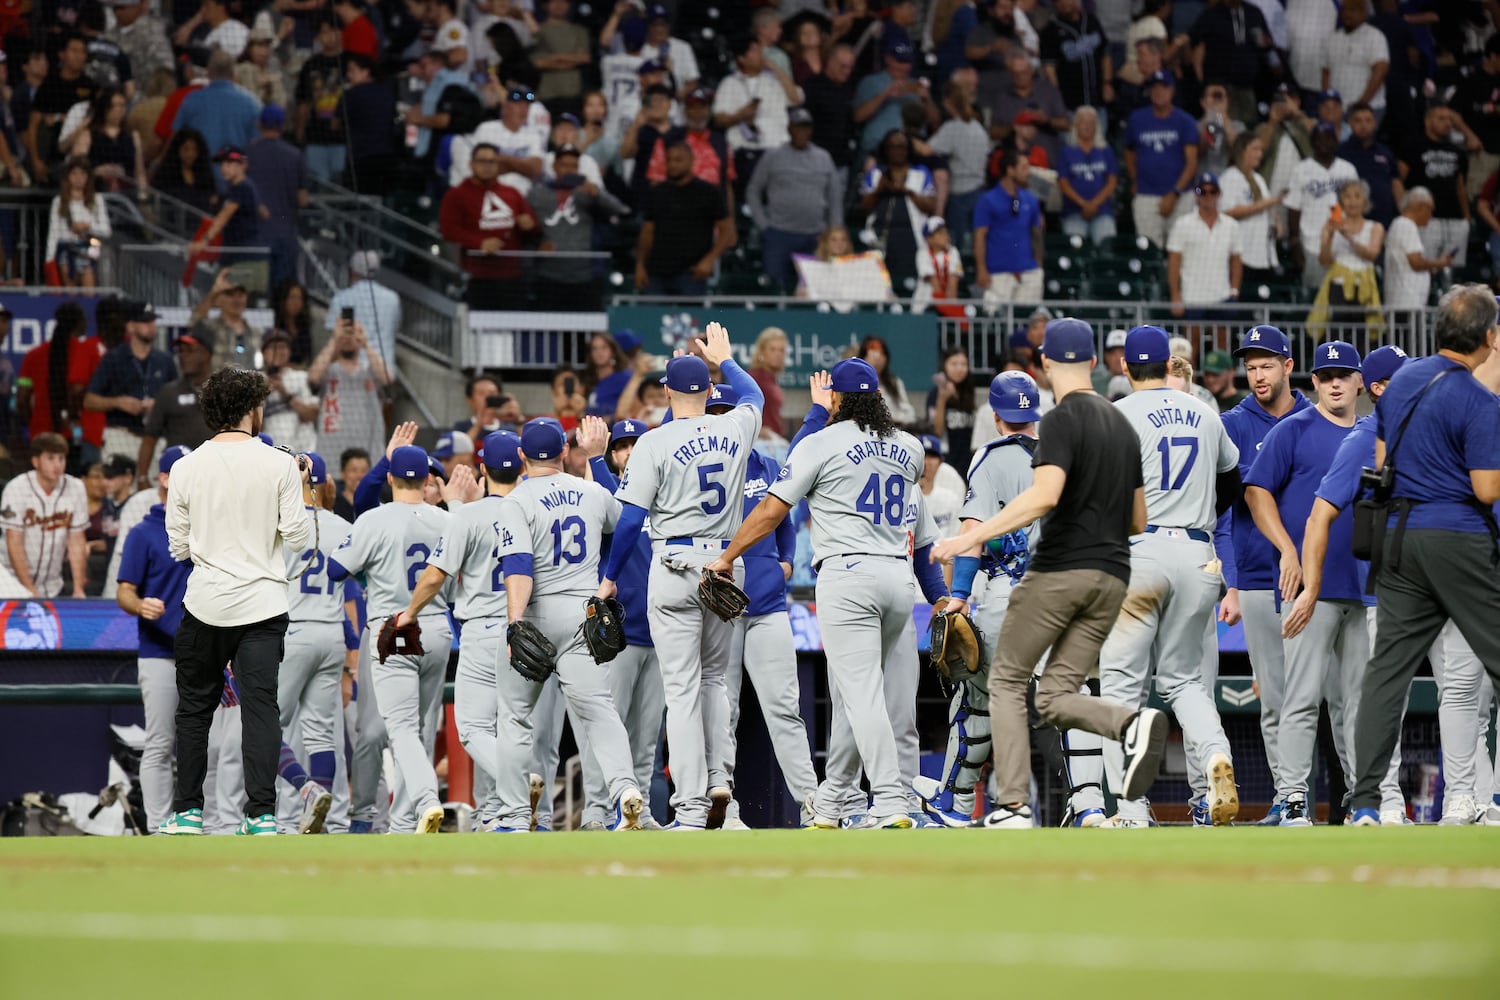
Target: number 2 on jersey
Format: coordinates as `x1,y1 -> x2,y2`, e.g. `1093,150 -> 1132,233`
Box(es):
856,473 -> 906,524
1156,437 -> 1199,491
299,550 -> 336,595
406,543 -> 431,591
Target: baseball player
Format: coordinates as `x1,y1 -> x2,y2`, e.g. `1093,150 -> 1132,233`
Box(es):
1282,345 -> 1413,824
576,416 -> 666,831
274,452 -> 349,834
329,445 -> 453,834
1096,327 -> 1241,828
709,358 -> 950,829
596,322 -> 765,830
1216,325 -> 1312,825
1245,341 -> 1365,827
494,420 -> 646,832
705,383 -> 819,829
114,445 -> 195,832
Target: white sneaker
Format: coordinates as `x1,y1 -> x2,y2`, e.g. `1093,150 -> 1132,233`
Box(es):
417,804 -> 444,834
1439,795 -> 1478,826
1121,709 -> 1169,801
1380,809 -> 1413,826
1204,753 -> 1239,826
706,786 -> 731,830
721,816 -> 752,831
1099,815 -> 1152,828
1483,802 -> 1500,827
980,804 -> 1033,829
297,784 -> 332,835
613,788 -> 644,831
528,773 -> 545,832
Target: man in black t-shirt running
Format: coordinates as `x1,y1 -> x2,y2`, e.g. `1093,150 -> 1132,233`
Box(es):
933,318 -> 1169,829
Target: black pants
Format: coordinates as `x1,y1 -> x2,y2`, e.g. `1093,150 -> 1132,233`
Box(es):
173,610 -> 289,818
1355,528 -> 1500,809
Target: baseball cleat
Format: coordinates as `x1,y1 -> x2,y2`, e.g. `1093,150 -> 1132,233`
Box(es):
159,809 -> 204,836
1099,815 -> 1152,829
847,813 -> 913,829
706,786 -> 731,830
663,821 -> 705,831
980,803 -> 1033,829
348,819 -> 374,834
417,805 -> 444,834
1382,809 -> 1414,826
613,788 -> 644,831
639,815 -> 664,830
1255,801 -> 1285,826
1071,807 -> 1106,828
1190,798 -> 1212,827
580,820 -> 608,831
805,815 -> 840,830
914,780 -> 975,828
1279,799 -> 1312,827
298,784 -> 333,835
488,824 -> 530,833
236,814 -> 278,836
1349,807 -> 1381,827
1439,795 -> 1477,826
1205,753 -> 1239,826
839,813 -> 869,829
1120,708 -> 1169,801
721,816 -> 752,831
1483,802 -> 1500,826
528,773 -> 545,831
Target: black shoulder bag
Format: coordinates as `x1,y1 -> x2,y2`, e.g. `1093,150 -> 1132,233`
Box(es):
1352,368 -> 1456,590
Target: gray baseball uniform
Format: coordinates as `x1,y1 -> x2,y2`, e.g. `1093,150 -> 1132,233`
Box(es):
770,421 -> 931,822
494,472 -> 639,830
1099,388 -> 1238,821
615,405 -> 761,825
279,506 -> 352,785
334,501 -> 452,830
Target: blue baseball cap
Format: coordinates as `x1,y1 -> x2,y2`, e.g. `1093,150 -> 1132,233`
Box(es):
1124,325 -> 1171,365
390,445 -> 430,480
1147,69 -> 1175,88
521,420 -> 567,460
831,358 -> 879,392
989,371 -> 1040,423
610,419 -> 646,445
259,104 -> 286,129
1234,325 -> 1291,358
1362,345 -> 1409,385
427,456 -> 447,481
1312,341 -> 1362,373
1317,89 -> 1343,105
1193,171 -> 1220,193
431,431 -> 474,460
480,430 -> 522,470
886,41 -> 915,63
661,355 -> 711,393
303,452 -> 328,484
1041,318 -> 1095,363
920,434 -> 945,456
613,329 -> 642,354
159,444 -> 192,475
706,382 -> 739,410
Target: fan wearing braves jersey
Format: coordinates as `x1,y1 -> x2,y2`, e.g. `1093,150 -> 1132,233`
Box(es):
495,419 -> 645,832
1,433 -> 89,598
396,431 -> 524,832
330,446 -> 453,835
1097,327 -> 1241,828
705,383 -> 819,829
712,358 -> 950,829
1215,324 -> 1312,825
115,445 -> 195,832
576,416 -> 667,831
597,321 -> 765,830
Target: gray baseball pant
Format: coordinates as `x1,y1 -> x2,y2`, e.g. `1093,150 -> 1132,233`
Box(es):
581,643 -> 665,827
1277,599 -> 1365,806
529,673 -> 565,830
204,704 -> 242,834
137,657 -> 178,832
494,594 -> 639,830
278,622 -> 343,763
1239,589 -> 1288,798
369,614 -> 451,830
350,626 -> 386,825
1428,621 -> 1496,805
277,696 -> 352,833
455,616 -> 508,823
725,610 -> 820,821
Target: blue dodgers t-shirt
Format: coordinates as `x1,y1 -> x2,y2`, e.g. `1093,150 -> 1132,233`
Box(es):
115,504 -> 193,660
1124,105 -> 1200,197
1057,144 -> 1118,217
1218,390 -> 1313,591
1246,407 -> 1364,601
1316,414 -> 1378,605
1377,355 -> 1500,533
974,185 -> 1042,274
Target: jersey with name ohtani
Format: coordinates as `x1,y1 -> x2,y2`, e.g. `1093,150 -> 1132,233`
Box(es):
334,502 -> 450,619
1115,387 -> 1239,533
616,405 -> 760,539
283,507 -> 353,622
497,474 -> 621,597
769,421 -> 924,560
429,493 -> 509,621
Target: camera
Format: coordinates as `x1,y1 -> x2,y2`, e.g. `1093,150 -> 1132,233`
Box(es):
563,375 -> 577,396
485,394 -> 507,409
1360,465 -> 1392,494
341,306 -> 355,323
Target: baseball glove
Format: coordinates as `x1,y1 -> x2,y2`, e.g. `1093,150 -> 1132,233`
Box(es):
507,620 -> 558,683
577,596 -> 627,664
929,608 -> 982,682
699,568 -> 749,623
376,616 -> 425,664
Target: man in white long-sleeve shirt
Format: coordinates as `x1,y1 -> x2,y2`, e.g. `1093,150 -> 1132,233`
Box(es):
160,367 -> 313,836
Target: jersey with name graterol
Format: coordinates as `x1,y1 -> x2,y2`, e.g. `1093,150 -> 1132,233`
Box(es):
335,502 -> 451,619
770,421 -> 928,560
1114,388 -> 1238,533
284,506 -> 353,623
616,405 -> 760,539
497,473 -> 621,597
429,493 -> 509,620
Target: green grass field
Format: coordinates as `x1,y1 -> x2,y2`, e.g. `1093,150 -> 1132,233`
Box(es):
2,830 -> 1498,998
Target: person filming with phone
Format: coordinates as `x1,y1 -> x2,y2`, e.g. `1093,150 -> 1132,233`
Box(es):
309,311 -> 389,462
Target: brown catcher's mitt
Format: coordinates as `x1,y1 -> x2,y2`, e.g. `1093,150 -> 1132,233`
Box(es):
377,616 -> 425,664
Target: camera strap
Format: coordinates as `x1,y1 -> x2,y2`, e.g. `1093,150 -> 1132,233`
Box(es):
1380,366 -> 1459,492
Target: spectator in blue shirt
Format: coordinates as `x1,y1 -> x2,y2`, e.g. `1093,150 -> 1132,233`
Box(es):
851,41 -> 937,158
246,104 -> 307,294
1057,106 -> 1118,246
406,49 -> 474,159
115,444 -> 196,833
1348,285 -> 1500,825
1123,70 -> 1199,247
172,49 -> 260,181
974,149 -> 1043,309
1338,102 -> 1400,227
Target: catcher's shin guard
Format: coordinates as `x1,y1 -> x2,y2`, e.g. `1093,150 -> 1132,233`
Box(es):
941,679 -> 993,816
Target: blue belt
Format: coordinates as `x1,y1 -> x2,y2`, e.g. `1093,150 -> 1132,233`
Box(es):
1146,525 -> 1212,543
665,537 -> 730,549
